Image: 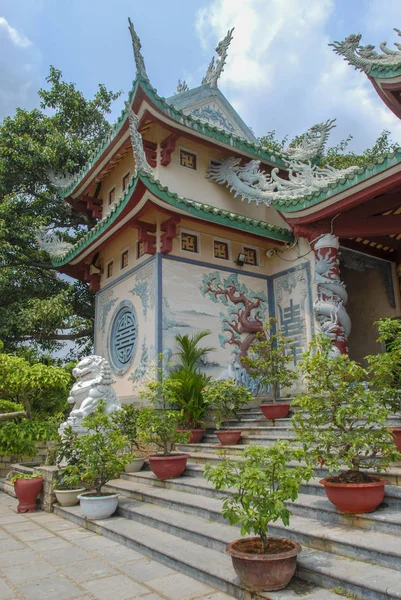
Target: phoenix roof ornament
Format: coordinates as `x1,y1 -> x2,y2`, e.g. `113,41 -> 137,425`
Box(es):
282,119 -> 336,162
125,102 -> 152,176
202,28 -> 234,88
176,80 -> 189,94
128,18 -> 148,79
330,28 -> 401,74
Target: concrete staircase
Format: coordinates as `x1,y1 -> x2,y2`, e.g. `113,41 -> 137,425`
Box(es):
55,407 -> 401,600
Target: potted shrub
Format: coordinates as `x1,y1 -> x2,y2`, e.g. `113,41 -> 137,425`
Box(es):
53,466 -> 85,507
137,369 -> 190,479
169,331 -> 214,443
293,335 -> 401,514
241,317 -> 297,420
10,472 -> 43,513
366,318 -> 401,451
111,404 -> 145,472
202,380 -> 251,445
69,401 -> 134,519
205,442 -> 313,591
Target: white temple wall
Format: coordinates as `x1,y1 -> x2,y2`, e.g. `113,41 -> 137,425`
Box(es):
99,152 -> 135,219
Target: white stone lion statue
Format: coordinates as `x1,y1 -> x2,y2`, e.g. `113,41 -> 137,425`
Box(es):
61,355 -> 121,431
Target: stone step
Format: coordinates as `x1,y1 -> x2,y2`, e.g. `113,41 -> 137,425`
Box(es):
99,478 -> 401,599
54,503 -> 342,600
206,426 -> 296,437
202,435 -> 297,446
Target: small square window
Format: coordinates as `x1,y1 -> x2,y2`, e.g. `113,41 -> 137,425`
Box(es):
213,240 -> 229,260
121,250 -> 129,270
180,149 -> 197,170
181,232 -> 198,253
137,241 -> 145,259
243,247 -> 258,266
122,173 -> 130,191
108,188 -> 115,205
107,261 -> 113,278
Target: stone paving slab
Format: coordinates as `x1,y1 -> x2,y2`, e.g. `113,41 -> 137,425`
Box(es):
0,492 -> 237,600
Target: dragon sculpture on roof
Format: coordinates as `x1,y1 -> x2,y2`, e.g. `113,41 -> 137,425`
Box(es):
37,228 -> 73,258
202,28 -> 234,88
207,120 -> 358,207
125,102 -> 152,177
128,17 -> 148,79
330,28 -> 401,74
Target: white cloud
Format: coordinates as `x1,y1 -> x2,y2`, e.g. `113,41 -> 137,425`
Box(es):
195,0 -> 401,152
0,17 -> 31,48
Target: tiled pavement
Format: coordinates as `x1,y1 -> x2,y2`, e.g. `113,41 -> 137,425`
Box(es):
0,492 -> 234,600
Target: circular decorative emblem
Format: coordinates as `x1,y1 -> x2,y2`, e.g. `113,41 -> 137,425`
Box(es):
108,301 -> 138,374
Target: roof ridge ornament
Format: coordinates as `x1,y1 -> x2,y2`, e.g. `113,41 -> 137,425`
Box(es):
124,102 -> 152,176
37,227 -> 74,258
330,28 -> 401,74
128,18 -> 148,79
176,80 -> 189,94
202,28 -> 234,88
206,120 -> 358,207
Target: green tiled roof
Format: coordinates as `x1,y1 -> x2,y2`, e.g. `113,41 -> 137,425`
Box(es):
272,150 -> 401,213
57,76 -> 286,200
51,172 -> 293,267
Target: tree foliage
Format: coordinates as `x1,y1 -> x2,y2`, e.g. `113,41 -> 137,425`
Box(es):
0,66 -> 121,359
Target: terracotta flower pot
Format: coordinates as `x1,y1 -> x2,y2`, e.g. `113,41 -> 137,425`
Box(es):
177,429 -> 205,444
260,403 -> 290,419
390,426 -> 401,452
319,477 -> 389,513
226,536 -> 301,591
216,430 -> 242,445
14,477 -> 43,513
148,454 -> 189,480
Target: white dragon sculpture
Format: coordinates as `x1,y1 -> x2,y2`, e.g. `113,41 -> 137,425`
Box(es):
330,29 -> 401,74
202,28 -> 234,88
59,355 -> 121,434
282,118 -> 336,162
37,228 -> 73,258
125,102 -> 153,177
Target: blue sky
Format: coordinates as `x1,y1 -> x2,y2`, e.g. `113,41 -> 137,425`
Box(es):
1,0 -> 401,152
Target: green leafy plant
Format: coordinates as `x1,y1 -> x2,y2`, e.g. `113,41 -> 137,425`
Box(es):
137,368 -> 189,455
0,400 -> 24,414
241,318 -> 297,402
204,442 -> 313,552
168,331 -> 214,428
292,335 -> 401,482
202,380 -> 251,430
111,404 -> 141,453
0,415 -> 60,457
54,466 -> 82,490
65,401 -> 133,494
10,472 -> 42,483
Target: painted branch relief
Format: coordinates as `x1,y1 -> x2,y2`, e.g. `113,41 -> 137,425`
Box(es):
128,337 -> 156,394
129,261 -> 156,319
99,289 -> 118,335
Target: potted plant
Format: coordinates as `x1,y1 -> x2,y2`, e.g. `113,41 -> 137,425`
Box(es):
204,442 -> 313,591
169,331 -> 214,443
202,380 -> 251,445
366,318 -> 401,451
69,401 -> 134,519
111,404 -> 145,472
10,472 -> 43,513
137,368 -> 190,480
293,335 -> 401,514
53,466 -> 85,507
241,317 -> 297,420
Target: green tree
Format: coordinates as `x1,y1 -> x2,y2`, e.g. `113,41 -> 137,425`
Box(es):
0,66 -> 121,359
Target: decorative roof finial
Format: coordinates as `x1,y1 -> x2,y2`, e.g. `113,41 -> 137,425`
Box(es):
124,102 -> 152,176
202,28 -> 234,88
282,118 -> 337,162
128,18 -> 148,79
176,79 -> 189,94
330,28 -> 401,74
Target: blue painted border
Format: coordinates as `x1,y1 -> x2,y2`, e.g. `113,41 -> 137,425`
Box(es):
94,292 -> 98,354
100,255 -> 156,293
156,253 -> 163,367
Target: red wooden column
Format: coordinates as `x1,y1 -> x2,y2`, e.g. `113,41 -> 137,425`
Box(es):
294,227 -> 351,354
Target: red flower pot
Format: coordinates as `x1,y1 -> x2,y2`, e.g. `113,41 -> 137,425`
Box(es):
14,477 -> 43,513
148,454 -> 189,480
216,430 -> 242,445
260,403 -> 290,419
390,426 -> 401,452
226,536 -> 301,591
177,429 -> 205,444
319,477 -> 388,513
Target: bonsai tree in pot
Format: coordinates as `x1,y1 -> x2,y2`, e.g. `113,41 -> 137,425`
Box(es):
111,404 -> 145,472
169,331 -> 214,443
137,367 -> 190,480
202,380 -> 251,445
10,471 -> 43,513
241,317 -> 297,420
365,318 -> 401,451
292,335 -> 401,514
204,441 -> 313,591
69,401 -> 134,519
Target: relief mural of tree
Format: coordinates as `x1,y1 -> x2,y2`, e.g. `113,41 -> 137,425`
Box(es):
200,272 -> 268,359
